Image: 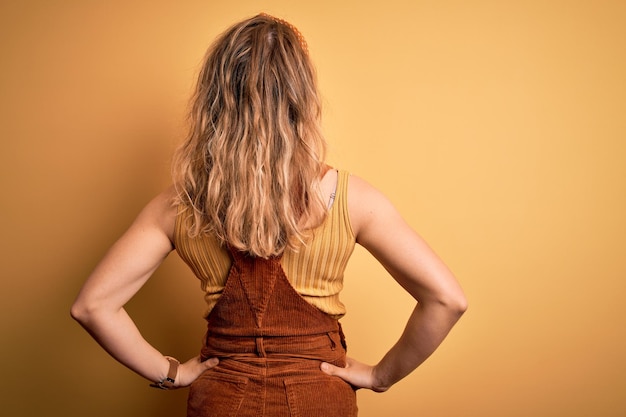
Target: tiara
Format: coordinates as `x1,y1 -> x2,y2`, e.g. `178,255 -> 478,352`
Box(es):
259,12 -> 308,53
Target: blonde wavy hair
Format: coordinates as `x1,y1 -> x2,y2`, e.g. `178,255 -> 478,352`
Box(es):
172,13 -> 327,258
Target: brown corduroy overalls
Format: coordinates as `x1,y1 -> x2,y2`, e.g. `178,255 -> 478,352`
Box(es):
187,247 -> 358,417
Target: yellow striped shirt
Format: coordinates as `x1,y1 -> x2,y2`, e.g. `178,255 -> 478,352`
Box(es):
174,170 -> 356,318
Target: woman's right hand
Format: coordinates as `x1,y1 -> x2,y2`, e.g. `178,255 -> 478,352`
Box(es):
320,357 -> 389,392
175,355 -> 220,388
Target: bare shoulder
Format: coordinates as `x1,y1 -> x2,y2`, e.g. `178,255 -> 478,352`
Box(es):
134,185 -> 178,245
346,174 -> 401,242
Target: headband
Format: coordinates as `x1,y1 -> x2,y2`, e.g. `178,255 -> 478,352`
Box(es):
260,12 -> 308,53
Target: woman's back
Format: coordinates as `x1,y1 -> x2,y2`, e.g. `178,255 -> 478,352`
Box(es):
174,169 -> 355,318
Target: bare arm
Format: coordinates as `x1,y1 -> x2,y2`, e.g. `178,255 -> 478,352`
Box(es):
70,187 -> 217,387
321,175 -> 467,391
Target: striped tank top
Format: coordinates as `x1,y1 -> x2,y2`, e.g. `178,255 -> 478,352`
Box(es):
174,170 -> 356,318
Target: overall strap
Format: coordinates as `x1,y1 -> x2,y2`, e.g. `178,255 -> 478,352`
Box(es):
206,245 -> 339,338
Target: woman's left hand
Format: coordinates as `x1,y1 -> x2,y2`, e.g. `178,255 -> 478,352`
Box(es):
174,355 -> 220,388
320,357 -> 388,392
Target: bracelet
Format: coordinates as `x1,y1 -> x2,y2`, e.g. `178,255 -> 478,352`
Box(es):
150,357 -> 179,390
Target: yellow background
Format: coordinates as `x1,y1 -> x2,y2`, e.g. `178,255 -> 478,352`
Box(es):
1,1 -> 625,416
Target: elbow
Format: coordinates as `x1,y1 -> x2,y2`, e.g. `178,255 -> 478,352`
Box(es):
452,294 -> 468,317
446,292 -> 468,318
433,291 -> 468,320
70,298 -> 98,326
71,294 -> 118,327
70,300 -> 87,324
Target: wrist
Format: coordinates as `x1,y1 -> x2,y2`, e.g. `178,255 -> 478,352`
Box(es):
371,365 -> 391,393
150,356 -> 179,390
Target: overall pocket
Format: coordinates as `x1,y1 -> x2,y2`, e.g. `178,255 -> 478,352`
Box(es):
284,374 -> 357,417
187,370 -> 249,417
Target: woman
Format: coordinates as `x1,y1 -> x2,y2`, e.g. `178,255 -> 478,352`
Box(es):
71,13 -> 467,416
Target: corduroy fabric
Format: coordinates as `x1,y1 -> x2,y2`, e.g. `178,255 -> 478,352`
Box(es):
187,248 -> 358,417
175,170 -> 355,318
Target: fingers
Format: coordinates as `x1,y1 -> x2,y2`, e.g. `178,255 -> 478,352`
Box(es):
174,356 -> 219,388
320,357 -> 380,392
203,357 -> 219,369
320,357 -> 357,377
320,361 -> 343,377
